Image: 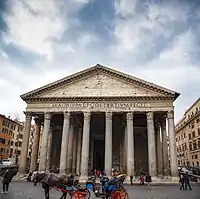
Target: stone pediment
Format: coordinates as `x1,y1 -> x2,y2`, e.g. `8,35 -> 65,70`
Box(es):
21,64 -> 180,101
38,73 -> 165,98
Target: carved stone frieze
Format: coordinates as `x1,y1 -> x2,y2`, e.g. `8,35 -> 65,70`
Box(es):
167,110 -> 174,119
146,112 -> 153,120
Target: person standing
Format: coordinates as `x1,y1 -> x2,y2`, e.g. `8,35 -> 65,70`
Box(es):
145,173 -> 152,190
130,173 -> 133,185
140,174 -> 145,185
1,168 -> 13,194
179,174 -> 185,190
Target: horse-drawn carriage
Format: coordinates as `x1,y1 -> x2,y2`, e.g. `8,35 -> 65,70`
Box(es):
86,174 -> 128,199
33,172 -> 128,199
34,172 -> 90,199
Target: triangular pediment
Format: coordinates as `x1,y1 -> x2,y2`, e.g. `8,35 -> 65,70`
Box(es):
21,64 -> 179,100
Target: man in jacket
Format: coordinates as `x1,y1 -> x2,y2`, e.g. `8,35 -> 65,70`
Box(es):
1,168 -> 13,194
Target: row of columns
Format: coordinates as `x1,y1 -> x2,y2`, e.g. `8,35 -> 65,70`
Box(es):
19,110 -> 178,180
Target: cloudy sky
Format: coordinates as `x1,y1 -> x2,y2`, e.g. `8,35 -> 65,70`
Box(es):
0,0 -> 200,123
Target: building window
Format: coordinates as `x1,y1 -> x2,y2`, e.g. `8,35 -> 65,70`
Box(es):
195,154 -> 198,159
193,142 -> 197,150
197,162 -> 199,166
189,143 -> 192,151
192,155 -> 194,159
0,138 -> 6,144
189,134 -> 191,140
192,131 -> 195,138
184,133 -> 186,138
192,124 -> 194,129
192,162 -> 194,166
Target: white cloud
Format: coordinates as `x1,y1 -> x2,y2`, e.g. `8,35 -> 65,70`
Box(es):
4,0 -> 66,61
0,0 -> 200,124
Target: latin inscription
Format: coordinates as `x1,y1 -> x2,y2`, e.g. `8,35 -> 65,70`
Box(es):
51,102 -> 151,109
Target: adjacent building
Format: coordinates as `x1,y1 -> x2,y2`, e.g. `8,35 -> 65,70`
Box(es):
175,98 -> 200,167
0,114 -> 36,166
18,64 -> 180,181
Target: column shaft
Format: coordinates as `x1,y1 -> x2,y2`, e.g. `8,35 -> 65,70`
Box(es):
147,112 -> 157,177
39,112 -> 52,171
156,125 -> 163,176
105,112 -> 112,177
72,129 -> 78,173
47,129 -> 52,170
126,112 -> 134,177
30,117 -> 41,172
19,112 -> 32,173
123,126 -> 127,173
76,128 -> 82,174
80,112 -> 91,179
66,120 -> 74,173
161,117 -> 169,176
60,112 -> 70,173
168,111 -> 178,177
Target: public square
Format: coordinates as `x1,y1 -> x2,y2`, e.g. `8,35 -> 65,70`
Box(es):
0,181 -> 199,199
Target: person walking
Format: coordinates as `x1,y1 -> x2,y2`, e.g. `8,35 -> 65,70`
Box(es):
130,173 -> 133,185
145,173 -> 152,190
184,172 -> 192,190
179,174 -> 185,190
1,168 -> 14,194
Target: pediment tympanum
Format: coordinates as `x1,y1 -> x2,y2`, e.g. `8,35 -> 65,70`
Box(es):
38,73 -> 164,98
21,64 -> 179,101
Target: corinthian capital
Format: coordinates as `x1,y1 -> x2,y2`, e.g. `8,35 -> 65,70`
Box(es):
146,112 -> 153,120
63,112 -> 71,120
23,111 -> 32,120
126,112 -> 133,120
84,112 -> 91,120
167,110 -> 174,119
106,112 -> 112,120
44,112 -> 52,120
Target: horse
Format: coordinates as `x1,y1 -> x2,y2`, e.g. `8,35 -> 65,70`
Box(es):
33,172 -> 71,199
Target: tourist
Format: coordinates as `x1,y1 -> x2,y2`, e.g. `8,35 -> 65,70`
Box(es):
130,173 -> 133,185
139,174 -> 145,185
179,174 -> 185,190
1,168 -> 13,194
145,173 -> 152,190
184,172 -> 192,190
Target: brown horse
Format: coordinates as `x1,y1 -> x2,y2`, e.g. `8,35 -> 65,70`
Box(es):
33,172 -> 71,199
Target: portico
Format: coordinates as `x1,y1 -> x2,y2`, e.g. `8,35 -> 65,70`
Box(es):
18,64 -> 180,182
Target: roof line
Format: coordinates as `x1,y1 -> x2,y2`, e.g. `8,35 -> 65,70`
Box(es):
185,97 -> 200,114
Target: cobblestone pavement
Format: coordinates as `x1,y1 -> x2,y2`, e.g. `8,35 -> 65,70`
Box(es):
0,181 -> 199,199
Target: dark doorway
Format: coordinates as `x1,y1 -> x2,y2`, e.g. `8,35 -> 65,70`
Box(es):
93,139 -> 105,171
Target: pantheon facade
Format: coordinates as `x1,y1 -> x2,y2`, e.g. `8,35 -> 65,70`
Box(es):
18,64 -> 179,181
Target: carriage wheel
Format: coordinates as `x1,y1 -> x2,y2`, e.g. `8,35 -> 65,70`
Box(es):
70,189 -> 90,199
110,187 -> 128,199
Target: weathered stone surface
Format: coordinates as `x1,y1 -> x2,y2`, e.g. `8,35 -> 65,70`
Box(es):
38,73 -> 165,98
